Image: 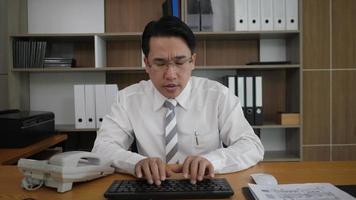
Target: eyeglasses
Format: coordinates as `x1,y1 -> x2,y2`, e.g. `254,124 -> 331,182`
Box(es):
149,56 -> 193,70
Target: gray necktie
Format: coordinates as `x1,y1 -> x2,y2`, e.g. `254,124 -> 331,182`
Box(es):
164,99 -> 178,164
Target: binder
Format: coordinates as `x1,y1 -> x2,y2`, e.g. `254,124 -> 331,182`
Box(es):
74,85 -> 86,129
245,76 -> 254,124
273,0 -> 286,30
162,0 -> 173,16
260,0 -> 273,31
233,0 -> 248,31
254,76 -> 263,125
94,35 -> 106,68
85,84 -> 96,129
186,0 -> 200,31
95,85 -> 107,129
286,0 -> 298,30
172,0 -> 180,18
200,0 -> 213,31
105,84 -> 118,114
247,0 -> 261,31
237,76 -> 245,113
227,76 -> 236,96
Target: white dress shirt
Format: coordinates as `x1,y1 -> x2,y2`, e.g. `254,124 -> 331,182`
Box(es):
92,76 -> 264,175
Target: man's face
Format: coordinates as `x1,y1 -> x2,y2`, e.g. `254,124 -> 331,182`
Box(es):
144,37 -> 196,98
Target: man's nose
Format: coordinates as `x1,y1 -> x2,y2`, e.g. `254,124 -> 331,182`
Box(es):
164,65 -> 177,80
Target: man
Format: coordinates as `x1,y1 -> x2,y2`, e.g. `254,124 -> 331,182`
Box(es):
92,16 -> 264,186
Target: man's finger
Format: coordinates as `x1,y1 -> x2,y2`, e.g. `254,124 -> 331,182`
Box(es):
157,159 -> 166,181
135,164 -> 142,178
190,158 -> 199,184
207,163 -> 215,178
182,157 -> 193,178
197,161 -> 207,181
149,160 -> 161,185
142,162 -> 153,184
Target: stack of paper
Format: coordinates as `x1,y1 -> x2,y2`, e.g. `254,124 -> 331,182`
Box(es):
248,183 -> 355,200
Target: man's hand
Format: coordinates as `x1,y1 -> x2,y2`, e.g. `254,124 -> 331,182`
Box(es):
135,157 -> 172,185
171,155 -> 214,184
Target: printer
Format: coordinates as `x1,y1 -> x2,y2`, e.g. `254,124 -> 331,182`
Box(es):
0,110 -> 55,148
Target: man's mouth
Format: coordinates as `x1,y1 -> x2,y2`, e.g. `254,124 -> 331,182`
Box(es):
164,84 -> 178,92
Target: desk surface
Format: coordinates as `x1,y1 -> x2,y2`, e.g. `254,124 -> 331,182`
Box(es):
1,161 -> 356,200
0,134 -> 67,165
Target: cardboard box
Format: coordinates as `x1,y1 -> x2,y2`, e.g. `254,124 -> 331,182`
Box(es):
278,113 -> 300,125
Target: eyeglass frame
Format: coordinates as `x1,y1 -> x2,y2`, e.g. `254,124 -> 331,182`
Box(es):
147,55 -> 194,70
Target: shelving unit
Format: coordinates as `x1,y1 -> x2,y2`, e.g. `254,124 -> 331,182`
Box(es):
8,0 -> 302,161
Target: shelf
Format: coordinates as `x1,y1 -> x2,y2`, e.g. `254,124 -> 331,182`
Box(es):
56,124 -> 98,132
263,151 -> 300,161
11,30 -> 299,40
12,64 -> 300,73
0,134 -> 68,165
252,123 -> 300,129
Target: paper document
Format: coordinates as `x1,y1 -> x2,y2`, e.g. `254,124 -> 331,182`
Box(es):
248,183 -> 355,200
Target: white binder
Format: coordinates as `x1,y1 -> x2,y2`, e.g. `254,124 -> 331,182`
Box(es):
273,0 -> 286,30
233,0 -> 248,31
105,84 -> 118,114
95,85 -> 106,129
286,0 -> 298,30
254,76 -> 263,125
245,77 -> 254,124
237,76 -> 245,110
247,0 -> 261,31
260,0 -> 273,31
94,35 -> 106,68
85,85 -> 96,129
227,76 -> 236,96
74,85 -> 86,129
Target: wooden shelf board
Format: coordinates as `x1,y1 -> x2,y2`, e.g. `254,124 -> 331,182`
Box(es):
0,134 -> 67,165
56,124 -> 98,132
12,64 -> 299,72
11,30 -> 299,40
253,123 -> 301,129
263,151 -> 300,161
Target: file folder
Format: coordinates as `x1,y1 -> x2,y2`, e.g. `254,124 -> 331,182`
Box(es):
227,76 -> 236,96
254,76 -> 263,125
247,0 -> 261,31
286,0 -> 298,30
260,0 -> 273,31
74,85 -> 86,129
85,85 -> 96,129
200,0 -> 213,31
233,0 -> 248,31
105,84 -> 118,114
273,0 -> 286,30
245,76 -> 254,124
95,85 -> 106,129
237,76 -> 245,114
186,0 -> 200,31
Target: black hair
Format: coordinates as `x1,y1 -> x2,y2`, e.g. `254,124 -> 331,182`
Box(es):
141,16 -> 196,57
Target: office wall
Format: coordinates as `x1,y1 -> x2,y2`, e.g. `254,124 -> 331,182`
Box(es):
302,0 -> 356,161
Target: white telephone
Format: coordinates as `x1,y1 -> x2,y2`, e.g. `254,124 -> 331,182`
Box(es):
17,151 -> 115,193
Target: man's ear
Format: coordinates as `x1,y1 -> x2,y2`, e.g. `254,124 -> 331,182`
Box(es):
191,53 -> 197,70
144,56 -> 150,73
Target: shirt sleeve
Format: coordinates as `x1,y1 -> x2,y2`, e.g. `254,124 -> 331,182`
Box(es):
202,89 -> 264,174
92,93 -> 146,176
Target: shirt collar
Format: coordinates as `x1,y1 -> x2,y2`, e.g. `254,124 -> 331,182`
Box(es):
153,78 -> 192,111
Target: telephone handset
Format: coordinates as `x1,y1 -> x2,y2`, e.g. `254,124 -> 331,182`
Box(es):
18,151 -> 115,192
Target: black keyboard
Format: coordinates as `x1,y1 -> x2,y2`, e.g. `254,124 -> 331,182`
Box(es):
104,178 -> 234,200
